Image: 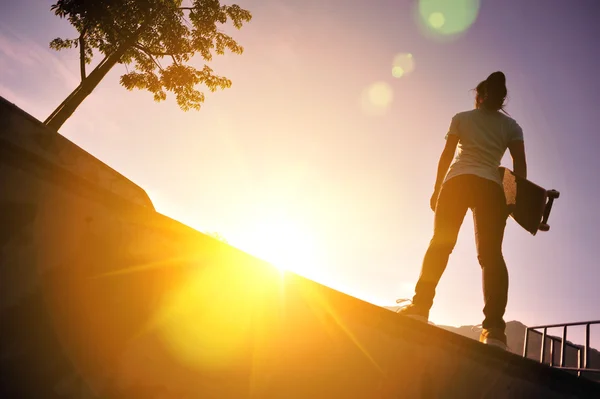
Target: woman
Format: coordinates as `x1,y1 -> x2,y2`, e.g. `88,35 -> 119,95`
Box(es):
397,71 -> 527,350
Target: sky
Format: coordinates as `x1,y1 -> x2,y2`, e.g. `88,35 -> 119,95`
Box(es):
1,0 -> 599,337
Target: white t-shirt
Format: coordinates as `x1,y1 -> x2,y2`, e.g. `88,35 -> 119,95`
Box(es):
444,109 -> 524,186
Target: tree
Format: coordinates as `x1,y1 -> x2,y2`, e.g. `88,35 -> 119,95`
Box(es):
45,0 -> 252,131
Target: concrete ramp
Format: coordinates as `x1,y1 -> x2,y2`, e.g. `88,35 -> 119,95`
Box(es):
1,99 -> 599,398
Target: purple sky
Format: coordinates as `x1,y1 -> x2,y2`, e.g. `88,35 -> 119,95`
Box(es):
1,0 -> 599,339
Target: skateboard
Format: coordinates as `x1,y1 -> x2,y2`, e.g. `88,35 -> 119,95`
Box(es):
499,167 -> 560,236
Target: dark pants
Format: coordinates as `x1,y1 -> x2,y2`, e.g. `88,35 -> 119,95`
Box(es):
413,174 -> 509,330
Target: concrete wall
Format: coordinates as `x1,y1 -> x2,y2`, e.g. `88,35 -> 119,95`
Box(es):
0,97 -> 153,209
1,100 -> 599,398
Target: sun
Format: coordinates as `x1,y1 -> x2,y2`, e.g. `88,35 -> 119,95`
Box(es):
228,216 -> 320,276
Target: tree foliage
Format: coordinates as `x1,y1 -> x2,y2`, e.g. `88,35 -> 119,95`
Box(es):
46,0 -> 251,129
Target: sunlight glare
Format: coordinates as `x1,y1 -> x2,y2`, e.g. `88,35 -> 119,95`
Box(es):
231,217 -> 319,277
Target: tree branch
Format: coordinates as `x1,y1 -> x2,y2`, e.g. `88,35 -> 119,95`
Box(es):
133,43 -> 175,57
78,29 -> 87,81
133,43 -> 164,70
181,14 -> 193,29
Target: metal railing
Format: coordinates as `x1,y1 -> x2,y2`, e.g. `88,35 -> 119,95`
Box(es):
523,320 -> 600,377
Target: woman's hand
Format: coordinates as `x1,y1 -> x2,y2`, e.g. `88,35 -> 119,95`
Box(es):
430,190 -> 440,212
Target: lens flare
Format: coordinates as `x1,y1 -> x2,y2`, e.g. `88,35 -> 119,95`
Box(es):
428,12 -> 446,29
361,82 -> 394,116
418,0 -> 480,38
153,257 -> 282,370
392,67 -> 405,78
392,53 -> 415,79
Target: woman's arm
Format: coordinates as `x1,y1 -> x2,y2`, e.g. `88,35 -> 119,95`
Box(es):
430,135 -> 459,211
508,140 -> 527,179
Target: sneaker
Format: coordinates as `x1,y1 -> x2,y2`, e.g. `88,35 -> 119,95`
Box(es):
479,327 -> 508,350
395,299 -> 429,323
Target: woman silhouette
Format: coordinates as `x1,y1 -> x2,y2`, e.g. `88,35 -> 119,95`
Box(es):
397,72 -> 527,350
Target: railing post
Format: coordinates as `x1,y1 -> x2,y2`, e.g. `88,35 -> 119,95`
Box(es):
523,320 -> 598,374
523,328 -> 529,358
540,328 -> 547,364
585,323 -> 590,370
560,326 -> 567,367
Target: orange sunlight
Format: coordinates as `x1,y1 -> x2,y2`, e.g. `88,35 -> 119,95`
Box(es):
151,256 -> 284,371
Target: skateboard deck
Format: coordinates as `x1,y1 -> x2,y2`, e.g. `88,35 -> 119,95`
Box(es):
499,167 -> 559,236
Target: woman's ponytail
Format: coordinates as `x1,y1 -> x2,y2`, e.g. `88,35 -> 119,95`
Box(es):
475,71 -> 508,112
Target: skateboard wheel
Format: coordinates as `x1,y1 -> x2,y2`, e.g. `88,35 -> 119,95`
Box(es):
539,223 -> 550,232
548,190 -> 560,199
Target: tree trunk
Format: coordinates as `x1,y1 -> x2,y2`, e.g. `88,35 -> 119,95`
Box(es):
44,49 -> 126,132
44,21 -> 151,132
79,33 -> 86,80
